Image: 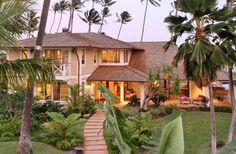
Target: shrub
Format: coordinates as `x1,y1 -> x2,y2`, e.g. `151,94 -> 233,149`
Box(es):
41,112 -> 83,150
31,100 -> 64,130
199,106 -> 232,113
122,106 -> 140,117
0,118 -> 21,141
128,95 -> 140,106
149,105 -> 176,118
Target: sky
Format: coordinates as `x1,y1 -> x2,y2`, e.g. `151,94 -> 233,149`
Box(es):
34,0 -> 226,42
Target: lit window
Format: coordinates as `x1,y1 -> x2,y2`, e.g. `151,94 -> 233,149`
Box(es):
21,51 -> 27,59
101,49 -> 120,63
44,49 -> 67,65
53,81 -> 68,101
93,50 -> 97,64
81,49 -> 86,64
124,50 -> 128,63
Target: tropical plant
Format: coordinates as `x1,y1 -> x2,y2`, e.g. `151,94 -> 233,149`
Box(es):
49,2 -> 60,34
116,11 -> 132,39
80,8 -> 101,33
98,0 -> 116,33
56,0 -> 69,33
25,10 -> 39,38
163,0 -> 236,153
91,0 -> 100,9
162,65 -> 174,96
17,1 -> 52,153
99,85 -> 134,154
143,110 -> 184,154
140,0 -> 161,42
67,0 -> 84,32
42,112 -> 82,150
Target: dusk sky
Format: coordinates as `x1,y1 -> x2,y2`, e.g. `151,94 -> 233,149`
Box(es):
35,0 -> 225,42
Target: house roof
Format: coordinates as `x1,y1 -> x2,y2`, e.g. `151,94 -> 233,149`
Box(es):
16,32 -> 141,49
217,70 -> 236,81
87,65 -> 147,82
128,42 -> 185,79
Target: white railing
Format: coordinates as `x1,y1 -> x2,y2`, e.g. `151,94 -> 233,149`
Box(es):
53,63 -> 70,76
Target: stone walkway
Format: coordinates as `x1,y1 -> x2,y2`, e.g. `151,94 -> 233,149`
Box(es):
83,110 -> 108,154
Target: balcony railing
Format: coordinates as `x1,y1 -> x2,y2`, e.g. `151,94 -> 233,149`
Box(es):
53,63 -> 70,76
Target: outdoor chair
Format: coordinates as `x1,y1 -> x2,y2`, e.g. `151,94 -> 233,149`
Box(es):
178,94 -> 190,104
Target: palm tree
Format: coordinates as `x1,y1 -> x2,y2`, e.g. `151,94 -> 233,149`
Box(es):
140,0 -> 160,42
17,0 -> 52,153
26,10 -> 40,38
80,8 -> 101,33
91,0 -> 100,9
56,0 -> 69,33
67,0 -> 84,32
164,0 -> 236,153
116,11 -> 132,39
49,2 -> 60,34
98,0 -> 116,33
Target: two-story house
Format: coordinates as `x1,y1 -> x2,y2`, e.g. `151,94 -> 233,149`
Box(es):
8,32 -> 234,105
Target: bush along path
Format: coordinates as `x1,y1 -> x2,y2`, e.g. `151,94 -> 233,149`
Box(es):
83,110 -> 108,154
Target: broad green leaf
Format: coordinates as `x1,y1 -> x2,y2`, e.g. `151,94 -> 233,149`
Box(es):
217,139 -> 236,154
99,84 -> 116,105
157,110 -> 184,154
190,40 -> 210,64
211,45 -> 231,66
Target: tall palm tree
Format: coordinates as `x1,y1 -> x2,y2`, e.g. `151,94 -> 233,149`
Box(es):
67,0 -> 84,32
116,11 -> 132,39
164,0 -> 236,153
140,0 -> 160,42
98,0 -> 116,33
17,0 -> 52,153
56,0 -> 69,33
226,0 -> 236,143
26,10 -> 39,38
80,8 -> 101,33
49,2 -> 60,34
91,0 -> 100,9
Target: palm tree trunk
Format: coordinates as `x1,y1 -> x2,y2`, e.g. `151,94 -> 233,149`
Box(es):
70,9 -> 75,32
56,12 -> 63,33
17,0 -> 51,153
98,15 -> 105,33
68,9 -> 72,31
226,52 -> 236,143
117,23 -> 123,39
141,0 -> 149,42
88,21 -> 92,33
49,13 -> 56,34
209,84 -> 216,154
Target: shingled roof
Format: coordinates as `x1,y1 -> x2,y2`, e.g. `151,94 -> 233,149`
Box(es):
129,42 -> 185,79
17,32 -> 141,49
87,65 -> 147,82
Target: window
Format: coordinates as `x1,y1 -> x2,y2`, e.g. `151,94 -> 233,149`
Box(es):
81,49 -> 86,64
93,50 -> 97,64
37,81 -> 68,101
101,49 -> 120,63
44,49 -> 68,65
124,50 -> 128,63
21,51 -> 27,59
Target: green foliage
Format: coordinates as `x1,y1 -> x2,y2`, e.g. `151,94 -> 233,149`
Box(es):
0,89 -> 24,120
67,84 -> 96,116
128,94 -> 140,106
144,110 -> 184,154
31,101 -> 64,130
0,118 -> 21,141
122,106 -> 140,117
99,85 -> 133,154
41,112 -> 83,150
149,105 -> 176,118
199,106 -> 232,113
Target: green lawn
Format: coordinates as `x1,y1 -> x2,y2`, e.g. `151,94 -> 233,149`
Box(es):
0,142 -> 66,154
152,111 -> 231,154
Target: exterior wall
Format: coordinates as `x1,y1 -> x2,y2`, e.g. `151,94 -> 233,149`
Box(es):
189,81 -> 204,98
7,50 -> 21,60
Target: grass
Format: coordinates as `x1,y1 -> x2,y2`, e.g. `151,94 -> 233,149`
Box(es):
151,111 -> 231,154
0,142 -> 66,154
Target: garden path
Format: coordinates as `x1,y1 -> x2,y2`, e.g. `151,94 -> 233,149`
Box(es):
83,110 -> 108,154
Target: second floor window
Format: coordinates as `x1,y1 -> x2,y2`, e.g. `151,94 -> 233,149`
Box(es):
124,50 -> 128,63
82,49 -> 86,64
44,49 -> 68,65
102,49 -> 120,63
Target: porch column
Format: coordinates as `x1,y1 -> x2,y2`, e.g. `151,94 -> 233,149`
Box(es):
203,86 -> 210,97
120,82 -> 124,102
140,83 -> 145,107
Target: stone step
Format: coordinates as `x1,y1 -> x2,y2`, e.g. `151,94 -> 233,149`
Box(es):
85,136 -> 105,141
84,125 -> 103,129
84,132 -> 103,137
84,145 -> 107,150
84,128 -> 103,133
84,140 -> 106,145
84,150 -> 108,154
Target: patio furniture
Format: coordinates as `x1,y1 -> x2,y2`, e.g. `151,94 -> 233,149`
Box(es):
193,95 -> 209,106
179,94 -> 190,104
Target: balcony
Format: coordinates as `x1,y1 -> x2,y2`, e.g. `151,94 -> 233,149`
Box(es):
53,63 -> 70,76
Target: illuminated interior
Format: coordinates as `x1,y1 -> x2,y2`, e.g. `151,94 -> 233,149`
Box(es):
37,81 -> 68,101
102,49 -> 120,63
